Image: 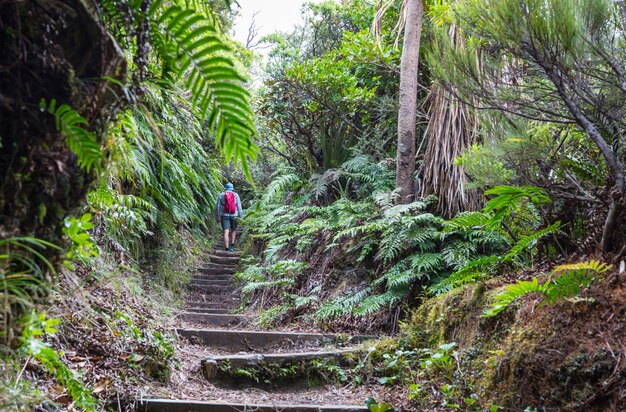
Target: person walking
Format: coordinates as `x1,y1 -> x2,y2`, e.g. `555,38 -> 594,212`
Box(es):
216,182 -> 243,251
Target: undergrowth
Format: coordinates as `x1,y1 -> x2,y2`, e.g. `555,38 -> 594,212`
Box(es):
239,156 -> 560,330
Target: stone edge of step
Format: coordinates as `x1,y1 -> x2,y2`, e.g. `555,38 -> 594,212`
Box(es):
135,399 -> 368,412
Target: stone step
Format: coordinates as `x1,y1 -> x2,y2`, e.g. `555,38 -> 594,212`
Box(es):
183,308 -> 230,314
203,349 -> 359,385
178,312 -> 249,327
184,303 -> 236,310
189,284 -> 236,293
190,279 -> 232,286
184,301 -> 226,307
176,328 -> 375,352
198,264 -> 236,275
186,291 -> 239,300
192,274 -> 232,281
184,295 -> 240,307
206,254 -> 241,265
211,249 -> 241,258
136,399 -> 368,412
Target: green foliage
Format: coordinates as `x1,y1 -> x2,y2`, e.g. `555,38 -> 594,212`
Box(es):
257,0 -> 400,174
44,99 -> 103,172
245,154 -> 557,323
0,237 -> 59,344
484,260 -> 611,317
19,312 -> 96,410
365,397 -> 395,412
429,0 -> 626,250
146,0 -> 258,175
431,185 -> 559,293
62,214 -> 98,268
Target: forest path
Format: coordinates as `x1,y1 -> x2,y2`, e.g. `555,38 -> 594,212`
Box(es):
137,249 -> 377,412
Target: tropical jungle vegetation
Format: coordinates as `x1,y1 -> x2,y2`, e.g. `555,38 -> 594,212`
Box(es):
1,0 -> 625,410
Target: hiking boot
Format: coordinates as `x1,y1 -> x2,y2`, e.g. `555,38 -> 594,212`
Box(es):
228,245 -> 235,252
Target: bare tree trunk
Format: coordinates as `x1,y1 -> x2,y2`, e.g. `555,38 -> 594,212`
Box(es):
395,0 -> 423,204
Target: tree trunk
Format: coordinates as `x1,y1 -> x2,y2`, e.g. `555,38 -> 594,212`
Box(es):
395,0 -> 423,204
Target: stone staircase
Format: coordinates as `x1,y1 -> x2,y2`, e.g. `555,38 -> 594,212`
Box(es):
137,250 -> 371,412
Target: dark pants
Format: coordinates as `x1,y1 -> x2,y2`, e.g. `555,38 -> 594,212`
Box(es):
221,215 -> 238,230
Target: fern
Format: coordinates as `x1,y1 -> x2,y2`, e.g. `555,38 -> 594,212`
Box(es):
551,260 -> 611,274
262,172 -> 302,203
45,99 -> 103,172
544,260 -> 610,304
315,288 -> 372,320
504,222 -> 560,261
484,260 -> 611,317
147,0 -> 258,175
483,277 -> 546,317
483,185 -> 551,214
353,291 -> 400,317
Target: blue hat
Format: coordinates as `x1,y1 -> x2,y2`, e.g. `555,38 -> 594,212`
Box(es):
225,182 -> 234,190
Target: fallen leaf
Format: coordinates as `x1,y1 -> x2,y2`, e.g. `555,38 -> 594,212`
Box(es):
92,379 -> 109,394
55,394 -> 72,404
50,384 -> 65,395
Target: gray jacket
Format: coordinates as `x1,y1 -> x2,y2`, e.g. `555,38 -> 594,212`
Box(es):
216,190 -> 243,219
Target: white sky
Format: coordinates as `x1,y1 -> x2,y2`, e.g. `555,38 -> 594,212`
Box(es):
232,0 -> 325,47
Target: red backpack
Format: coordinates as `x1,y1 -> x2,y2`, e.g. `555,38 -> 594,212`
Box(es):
224,192 -> 237,214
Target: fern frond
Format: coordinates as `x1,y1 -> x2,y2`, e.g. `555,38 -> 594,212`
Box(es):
505,222 -> 560,261
262,172 -> 301,204
544,269 -> 596,304
47,100 -> 102,172
444,211 -> 492,232
315,288 -> 372,320
552,260 -> 611,274
147,0 -> 258,175
353,291 -> 400,316
483,278 -> 546,317
483,185 -> 551,213
484,259 -> 610,316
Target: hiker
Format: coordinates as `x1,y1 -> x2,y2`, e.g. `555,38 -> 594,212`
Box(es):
216,182 -> 243,251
